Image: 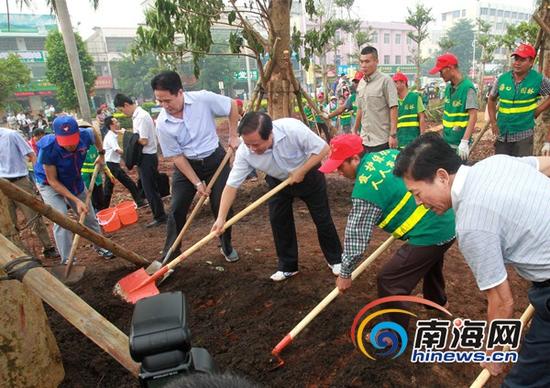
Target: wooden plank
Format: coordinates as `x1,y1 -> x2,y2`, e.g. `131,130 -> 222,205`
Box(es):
0,234 -> 140,377
0,178 -> 149,266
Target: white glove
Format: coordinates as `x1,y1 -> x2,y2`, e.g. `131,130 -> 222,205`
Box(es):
457,139 -> 469,161
542,142 -> 550,156
320,112 -> 329,121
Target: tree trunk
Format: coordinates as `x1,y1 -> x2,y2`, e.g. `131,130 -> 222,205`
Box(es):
55,0 -> 92,122
268,0 -> 292,119
478,57 -> 486,111
416,41 -> 421,90
535,9 -> 550,155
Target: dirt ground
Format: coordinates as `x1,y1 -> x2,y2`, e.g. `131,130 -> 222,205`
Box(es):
22,124 -> 531,388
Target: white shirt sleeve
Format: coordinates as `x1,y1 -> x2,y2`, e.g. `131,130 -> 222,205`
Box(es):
290,120 -> 327,156
201,91 -> 232,117
225,144 -> 253,188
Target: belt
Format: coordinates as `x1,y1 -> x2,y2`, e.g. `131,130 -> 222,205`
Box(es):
187,148 -> 219,165
5,176 -> 26,182
532,279 -> 550,288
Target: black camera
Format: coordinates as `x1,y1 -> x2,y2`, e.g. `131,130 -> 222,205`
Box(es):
129,291 -> 217,387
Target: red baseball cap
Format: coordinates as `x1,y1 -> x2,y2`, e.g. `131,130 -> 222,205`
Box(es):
235,98 -> 243,108
317,92 -> 325,99
392,72 -> 408,84
319,134 -> 364,173
53,115 -> 80,147
512,43 -> 536,59
353,71 -> 364,82
429,53 -> 458,74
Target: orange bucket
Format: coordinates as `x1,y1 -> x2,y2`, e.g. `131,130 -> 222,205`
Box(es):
116,201 -> 138,226
97,207 -> 121,233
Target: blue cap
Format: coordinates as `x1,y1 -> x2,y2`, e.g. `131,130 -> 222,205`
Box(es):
53,116 -> 80,146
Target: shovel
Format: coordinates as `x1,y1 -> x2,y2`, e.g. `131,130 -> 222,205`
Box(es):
114,176 -> 292,304
47,163 -> 100,284
145,148 -> 233,277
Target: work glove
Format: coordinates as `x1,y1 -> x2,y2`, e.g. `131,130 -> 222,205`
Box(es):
457,139 -> 469,161
542,142 -> 550,156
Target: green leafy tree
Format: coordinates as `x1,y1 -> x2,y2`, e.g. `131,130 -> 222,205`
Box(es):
0,53 -> 31,109
440,19 -> 475,77
476,18 -> 498,107
45,30 -> 96,111
112,54 -> 160,100
438,36 -> 456,52
133,0 -> 339,123
406,3 -> 435,89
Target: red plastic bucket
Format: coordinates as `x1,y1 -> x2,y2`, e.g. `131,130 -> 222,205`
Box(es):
116,201 -> 138,226
96,207 -> 121,233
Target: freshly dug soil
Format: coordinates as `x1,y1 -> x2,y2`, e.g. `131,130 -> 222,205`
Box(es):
27,128 -> 529,388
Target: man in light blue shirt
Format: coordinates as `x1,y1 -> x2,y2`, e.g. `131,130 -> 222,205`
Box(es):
211,112 -> 342,281
0,127 -> 56,258
151,70 -> 241,263
394,132 -> 550,387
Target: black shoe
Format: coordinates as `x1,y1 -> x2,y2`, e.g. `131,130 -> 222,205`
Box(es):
146,218 -> 167,228
136,201 -> 148,209
43,247 -> 60,259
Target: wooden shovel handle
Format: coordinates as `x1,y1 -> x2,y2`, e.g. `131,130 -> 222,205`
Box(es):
165,177 -> 292,271
64,163 -> 100,277
469,304 -> 535,388
290,236 -> 395,338
163,148 -> 233,262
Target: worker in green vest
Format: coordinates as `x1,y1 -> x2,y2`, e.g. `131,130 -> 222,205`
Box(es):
326,95 -> 339,130
319,134 -> 455,331
392,72 -> 426,149
79,120 -> 114,211
429,53 -> 478,160
488,43 -> 550,156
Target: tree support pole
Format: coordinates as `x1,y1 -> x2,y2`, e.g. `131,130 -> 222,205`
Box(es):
0,234 -> 140,377
0,178 -> 150,267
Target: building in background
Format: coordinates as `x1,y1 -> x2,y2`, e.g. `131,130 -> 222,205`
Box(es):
425,1 -> 534,63
0,13 -> 57,113
315,21 -> 416,82
85,27 -> 137,108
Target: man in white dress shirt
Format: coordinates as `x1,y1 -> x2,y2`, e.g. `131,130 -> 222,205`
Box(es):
151,70 -> 241,263
211,112 -> 342,281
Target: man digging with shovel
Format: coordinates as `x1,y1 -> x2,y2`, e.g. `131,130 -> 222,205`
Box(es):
211,112 -> 343,281
319,134 -> 455,335
34,116 -> 114,264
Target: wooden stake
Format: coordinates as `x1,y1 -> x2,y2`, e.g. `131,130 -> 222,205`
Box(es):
0,233 -> 140,376
0,178 -> 149,266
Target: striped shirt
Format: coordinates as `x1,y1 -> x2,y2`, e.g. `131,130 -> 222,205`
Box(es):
451,155 -> 550,290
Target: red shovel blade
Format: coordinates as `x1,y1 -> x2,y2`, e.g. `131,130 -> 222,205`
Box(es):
114,268 -> 160,304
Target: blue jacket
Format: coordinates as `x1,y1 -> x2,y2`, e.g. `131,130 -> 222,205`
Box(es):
35,128 -> 94,195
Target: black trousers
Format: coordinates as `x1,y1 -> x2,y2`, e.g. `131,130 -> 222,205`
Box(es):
91,183 -> 108,211
163,146 -> 233,259
495,135 -> 533,157
265,169 -> 342,272
377,239 -> 454,330
138,153 -> 166,221
104,161 -> 143,208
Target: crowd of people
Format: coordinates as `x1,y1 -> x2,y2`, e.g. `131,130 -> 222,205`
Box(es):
1,41 -> 549,385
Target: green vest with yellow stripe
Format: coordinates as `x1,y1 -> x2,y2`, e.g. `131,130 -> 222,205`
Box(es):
442,78 -> 475,147
397,91 -> 421,148
352,150 -> 455,246
81,145 -> 102,187
496,69 -> 542,134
